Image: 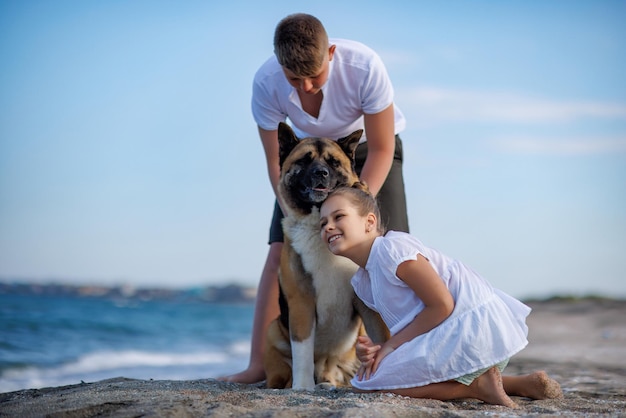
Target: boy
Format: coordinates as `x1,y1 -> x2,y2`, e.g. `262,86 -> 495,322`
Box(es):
220,13 -> 410,384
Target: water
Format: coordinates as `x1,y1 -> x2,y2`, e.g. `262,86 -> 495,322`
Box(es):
0,293 -> 254,393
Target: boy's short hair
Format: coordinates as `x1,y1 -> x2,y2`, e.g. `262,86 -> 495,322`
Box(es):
273,13 -> 328,77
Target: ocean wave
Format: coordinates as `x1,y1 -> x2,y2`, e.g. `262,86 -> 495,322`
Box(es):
0,341 -> 250,393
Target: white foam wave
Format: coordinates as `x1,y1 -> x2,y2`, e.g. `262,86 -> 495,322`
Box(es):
62,350 -> 229,372
0,341 -> 250,393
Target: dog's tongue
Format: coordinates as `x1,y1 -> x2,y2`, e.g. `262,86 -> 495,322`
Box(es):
312,187 -> 329,192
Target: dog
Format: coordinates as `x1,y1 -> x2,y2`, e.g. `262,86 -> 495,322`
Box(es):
263,122 -> 389,390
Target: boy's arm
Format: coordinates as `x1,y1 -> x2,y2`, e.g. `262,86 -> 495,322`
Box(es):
361,104 -> 396,196
258,126 -> 287,213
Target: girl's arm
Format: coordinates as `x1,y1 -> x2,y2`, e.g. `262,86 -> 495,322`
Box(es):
361,105 -> 395,196
370,254 -> 455,375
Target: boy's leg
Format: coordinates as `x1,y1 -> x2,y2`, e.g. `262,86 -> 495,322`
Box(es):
218,242 -> 282,383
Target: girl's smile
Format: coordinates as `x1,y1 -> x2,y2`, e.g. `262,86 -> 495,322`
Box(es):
328,234 -> 342,244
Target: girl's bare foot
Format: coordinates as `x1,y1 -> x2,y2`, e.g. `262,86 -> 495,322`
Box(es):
471,367 -> 519,408
217,365 -> 265,384
517,371 -> 563,400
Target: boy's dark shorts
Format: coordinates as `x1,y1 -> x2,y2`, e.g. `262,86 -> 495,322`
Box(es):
268,135 -> 409,244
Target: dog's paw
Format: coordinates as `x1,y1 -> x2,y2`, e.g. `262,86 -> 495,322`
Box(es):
315,382 -> 337,391
290,385 -> 315,392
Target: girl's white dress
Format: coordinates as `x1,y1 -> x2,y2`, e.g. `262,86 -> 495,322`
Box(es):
351,231 -> 531,390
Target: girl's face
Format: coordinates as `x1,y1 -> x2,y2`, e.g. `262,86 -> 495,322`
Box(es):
320,194 -> 374,259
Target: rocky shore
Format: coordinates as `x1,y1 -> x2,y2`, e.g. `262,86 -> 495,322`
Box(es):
1,297 -> 624,417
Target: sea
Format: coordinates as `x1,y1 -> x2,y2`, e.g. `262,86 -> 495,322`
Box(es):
0,292 -> 254,393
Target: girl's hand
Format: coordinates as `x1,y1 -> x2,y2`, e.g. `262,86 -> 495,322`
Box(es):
356,337 -> 380,375
355,335 -> 380,381
369,342 -> 395,377
355,336 -> 379,362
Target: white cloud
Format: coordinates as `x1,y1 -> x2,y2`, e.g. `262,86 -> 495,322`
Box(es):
377,49 -> 417,67
397,87 -> 626,125
490,135 -> 626,155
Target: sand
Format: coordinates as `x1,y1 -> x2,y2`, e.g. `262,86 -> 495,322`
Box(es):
1,297 -> 625,417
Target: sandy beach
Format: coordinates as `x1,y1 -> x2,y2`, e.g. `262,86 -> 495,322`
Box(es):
1,297 -> 625,417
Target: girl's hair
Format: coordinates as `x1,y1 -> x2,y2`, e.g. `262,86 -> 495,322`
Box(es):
273,13 -> 328,77
327,187 -> 386,234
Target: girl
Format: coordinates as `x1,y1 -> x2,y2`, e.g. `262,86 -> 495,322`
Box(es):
319,187 -> 562,408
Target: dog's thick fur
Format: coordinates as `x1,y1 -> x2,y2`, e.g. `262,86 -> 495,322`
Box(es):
263,123 -> 389,390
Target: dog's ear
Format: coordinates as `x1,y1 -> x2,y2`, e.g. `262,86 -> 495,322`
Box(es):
336,129 -> 363,162
277,122 -> 300,168
351,180 -> 369,193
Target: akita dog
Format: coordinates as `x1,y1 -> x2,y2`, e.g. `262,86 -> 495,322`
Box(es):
263,122 -> 389,390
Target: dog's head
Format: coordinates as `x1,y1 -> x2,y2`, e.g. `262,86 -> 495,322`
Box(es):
277,122 -> 367,216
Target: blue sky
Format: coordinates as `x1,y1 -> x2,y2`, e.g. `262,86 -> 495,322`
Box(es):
1,0 -> 625,300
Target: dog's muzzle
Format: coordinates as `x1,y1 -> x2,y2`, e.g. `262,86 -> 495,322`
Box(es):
301,163 -> 333,203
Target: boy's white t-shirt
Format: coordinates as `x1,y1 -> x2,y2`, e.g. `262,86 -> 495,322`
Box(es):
251,38 -> 406,143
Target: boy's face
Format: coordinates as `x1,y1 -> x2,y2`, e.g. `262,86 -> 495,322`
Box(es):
282,45 -> 335,95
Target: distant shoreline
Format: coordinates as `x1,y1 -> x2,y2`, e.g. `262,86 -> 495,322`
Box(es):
0,280 -> 257,304
3,279 -> 623,306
